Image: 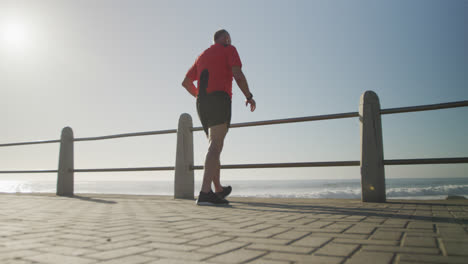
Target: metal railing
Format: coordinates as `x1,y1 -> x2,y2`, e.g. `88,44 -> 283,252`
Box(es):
1,91 -> 467,202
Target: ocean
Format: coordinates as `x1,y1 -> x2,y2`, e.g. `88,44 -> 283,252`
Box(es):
1,178 -> 468,200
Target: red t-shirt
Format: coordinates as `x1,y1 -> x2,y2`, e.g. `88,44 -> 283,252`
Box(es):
186,43 -> 242,98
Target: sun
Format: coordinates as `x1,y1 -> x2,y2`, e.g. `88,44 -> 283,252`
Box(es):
1,20 -> 29,52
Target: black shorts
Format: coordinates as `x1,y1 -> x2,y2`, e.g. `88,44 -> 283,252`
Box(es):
196,91 -> 232,136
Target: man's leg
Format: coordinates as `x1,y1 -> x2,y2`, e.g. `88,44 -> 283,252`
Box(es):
201,123 -> 228,193
212,125 -> 227,193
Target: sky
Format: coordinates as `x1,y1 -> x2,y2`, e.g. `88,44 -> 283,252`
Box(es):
0,0 -> 467,183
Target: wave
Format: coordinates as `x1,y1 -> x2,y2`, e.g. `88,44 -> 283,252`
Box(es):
387,184 -> 468,198
235,184 -> 468,199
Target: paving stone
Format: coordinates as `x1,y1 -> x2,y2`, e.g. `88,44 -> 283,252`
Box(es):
308,232 -> 369,240
58,233 -> 102,241
314,242 -> 359,257
233,237 -> 290,245
196,241 -> 248,254
36,245 -> 97,256
66,227 -> 102,235
344,215 -> 368,221
85,246 -> 152,260
257,227 -> 291,236
438,227 -> 467,238
326,223 -> 353,230
183,230 -> 220,240
290,236 -> 332,247
222,231 -> 274,239
442,240 -> 468,256
370,230 -> 403,241
96,255 -> 155,264
141,241 -> 200,251
399,253 -> 468,263
247,243 -> 312,254
94,239 -> 148,251
46,239 -> 98,248
300,228 -> 345,234
344,225 -> 376,235
206,248 -> 266,263
1,260 -> 34,264
144,235 -> 191,244
0,242 -> 48,251
10,232 -> 61,241
264,252 -> 343,264
362,245 -> 440,254
147,260 -> 209,264
344,251 -> 394,264
0,250 -> 42,260
188,235 -> 233,246
379,227 -> 435,234
304,221 -> 334,228
362,217 -> 386,224
333,238 -> 400,246
23,253 -> 95,264
403,236 -> 437,247
244,223 -> 277,232
407,222 -> 434,229
105,234 -> 145,243
272,230 -> 310,240
144,249 -> 212,261
382,219 -> 408,228
246,258 -> 291,264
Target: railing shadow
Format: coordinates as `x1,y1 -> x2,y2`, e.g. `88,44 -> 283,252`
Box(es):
385,200 -> 468,206
230,201 -> 468,225
67,195 -> 118,204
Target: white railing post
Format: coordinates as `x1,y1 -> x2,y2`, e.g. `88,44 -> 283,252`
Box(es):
359,91 -> 386,203
57,127 -> 74,196
174,113 -> 194,199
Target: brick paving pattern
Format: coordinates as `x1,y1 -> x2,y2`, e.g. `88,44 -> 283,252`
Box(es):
0,193 -> 467,264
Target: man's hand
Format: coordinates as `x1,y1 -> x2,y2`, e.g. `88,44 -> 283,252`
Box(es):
181,76 -> 197,98
233,66 -> 256,112
246,98 -> 256,112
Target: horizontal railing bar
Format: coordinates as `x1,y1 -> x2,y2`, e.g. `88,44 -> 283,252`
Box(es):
2,101 -> 466,146
192,161 -> 361,170
0,129 -> 178,147
3,158 -> 465,174
192,112 -> 360,131
381,100 -> 468,115
384,157 -> 468,165
191,157 -> 468,170
0,170 -> 58,174
0,140 -> 60,148
74,129 -> 177,142
74,166 -> 175,172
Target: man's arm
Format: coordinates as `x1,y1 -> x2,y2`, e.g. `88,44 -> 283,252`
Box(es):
232,66 -> 256,112
181,76 -> 197,98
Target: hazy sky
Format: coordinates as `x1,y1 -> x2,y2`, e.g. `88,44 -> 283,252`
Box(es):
1,0 -> 467,183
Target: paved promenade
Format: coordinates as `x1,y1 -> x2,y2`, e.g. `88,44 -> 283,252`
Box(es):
0,193 -> 467,264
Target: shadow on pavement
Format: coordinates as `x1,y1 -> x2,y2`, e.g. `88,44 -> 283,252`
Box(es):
69,195 -> 118,204
230,201 -> 468,224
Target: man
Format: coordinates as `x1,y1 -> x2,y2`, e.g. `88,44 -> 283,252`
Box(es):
182,29 -> 256,205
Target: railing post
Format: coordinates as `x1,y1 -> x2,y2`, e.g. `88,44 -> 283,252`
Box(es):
57,127 -> 74,196
359,91 -> 386,203
174,113 -> 194,199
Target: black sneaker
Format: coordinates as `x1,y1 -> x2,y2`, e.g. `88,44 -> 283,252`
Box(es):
216,186 -> 232,199
196,191 -> 229,206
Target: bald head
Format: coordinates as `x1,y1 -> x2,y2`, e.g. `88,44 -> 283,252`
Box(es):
214,29 -> 231,45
